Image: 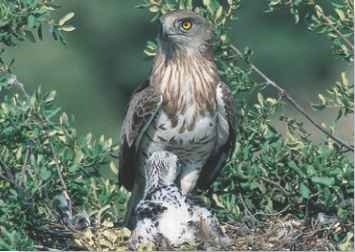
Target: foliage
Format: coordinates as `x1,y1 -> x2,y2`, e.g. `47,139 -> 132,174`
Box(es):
0,0 -> 353,250
0,80 -> 127,249
0,2 -> 126,248
0,0 -> 75,48
312,72 -> 354,120
266,0 -> 354,61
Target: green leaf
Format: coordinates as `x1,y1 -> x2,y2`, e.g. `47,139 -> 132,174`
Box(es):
202,0 -> 221,14
40,168 -> 51,180
269,0 -> 281,6
58,12 -> 75,26
300,183 -> 310,199
257,93 -> 264,106
45,90 -> 56,103
311,176 -> 335,186
337,232 -> 354,251
69,164 -> 79,173
288,161 -> 306,177
24,30 -> 36,43
27,15 -> 36,29
59,25 -> 76,32
149,6 -> 160,13
335,9 -> 345,21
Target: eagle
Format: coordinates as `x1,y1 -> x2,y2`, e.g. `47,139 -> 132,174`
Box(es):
119,10 -> 236,228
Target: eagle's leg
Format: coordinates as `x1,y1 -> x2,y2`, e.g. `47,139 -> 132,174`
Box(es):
179,166 -> 201,194
124,176 -> 145,229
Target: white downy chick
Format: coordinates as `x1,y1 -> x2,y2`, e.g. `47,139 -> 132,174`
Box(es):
128,151 -> 230,250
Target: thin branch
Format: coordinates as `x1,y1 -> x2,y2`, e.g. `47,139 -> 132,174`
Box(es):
0,159 -> 15,185
0,169 -> 15,186
15,79 -> 75,221
230,45 -> 354,153
19,147 -> 31,187
49,142 -> 68,192
16,79 -> 71,191
238,192 -> 258,225
96,204 -> 111,226
261,177 -> 291,196
255,205 -> 290,217
34,245 -> 63,251
320,12 -> 354,51
0,159 -> 25,193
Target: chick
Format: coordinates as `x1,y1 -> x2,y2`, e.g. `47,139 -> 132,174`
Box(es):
128,151 -> 230,250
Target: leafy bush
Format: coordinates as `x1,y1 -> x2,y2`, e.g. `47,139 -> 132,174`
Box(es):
0,0 -> 75,47
0,3 -> 127,247
0,0 -> 353,250
0,82 -> 127,249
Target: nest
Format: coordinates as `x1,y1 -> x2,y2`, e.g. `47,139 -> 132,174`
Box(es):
31,213 -> 353,251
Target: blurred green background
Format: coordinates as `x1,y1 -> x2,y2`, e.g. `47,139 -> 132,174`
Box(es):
7,0 -> 353,142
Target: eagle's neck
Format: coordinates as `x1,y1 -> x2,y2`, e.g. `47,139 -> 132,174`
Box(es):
150,47 -> 219,129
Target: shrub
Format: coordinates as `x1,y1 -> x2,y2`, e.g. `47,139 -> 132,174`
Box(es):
0,3 -> 127,247
0,82 -> 128,249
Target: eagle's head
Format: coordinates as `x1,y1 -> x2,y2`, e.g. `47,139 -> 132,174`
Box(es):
158,10 -> 213,53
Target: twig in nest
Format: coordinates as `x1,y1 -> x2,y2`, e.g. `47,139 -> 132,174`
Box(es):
95,204 -> 111,226
238,193 -> 258,226
34,244 -> 62,251
255,205 -> 290,217
230,45 -> 354,152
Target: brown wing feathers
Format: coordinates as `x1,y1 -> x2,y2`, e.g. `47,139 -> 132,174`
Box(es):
119,81 -> 162,190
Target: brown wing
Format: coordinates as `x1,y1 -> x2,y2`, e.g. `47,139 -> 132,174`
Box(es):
119,80 -> 162,191
197,82 -> 236,189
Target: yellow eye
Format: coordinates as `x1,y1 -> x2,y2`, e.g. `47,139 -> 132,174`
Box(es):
181,20 -> 192,31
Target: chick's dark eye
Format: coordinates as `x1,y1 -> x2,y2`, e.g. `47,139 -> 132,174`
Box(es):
181,20 -> 192,31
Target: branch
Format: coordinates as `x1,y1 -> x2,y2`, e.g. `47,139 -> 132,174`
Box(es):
0,159 -> 15,185
317,8 -> 354,51
14,77 -> 75,219
230,45 -> 354,153
261,177 -> 291,196
49,142 -> 69,192
13,75 -> 71,191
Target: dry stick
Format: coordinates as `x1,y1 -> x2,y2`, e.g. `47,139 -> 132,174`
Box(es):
255,205 -> 290,217
230,45 -> 354,153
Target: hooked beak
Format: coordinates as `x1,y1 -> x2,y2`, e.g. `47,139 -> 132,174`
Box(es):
159,17 -> 179,40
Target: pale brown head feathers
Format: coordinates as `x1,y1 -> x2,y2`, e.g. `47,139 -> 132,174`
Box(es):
150,10 -> 219,130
